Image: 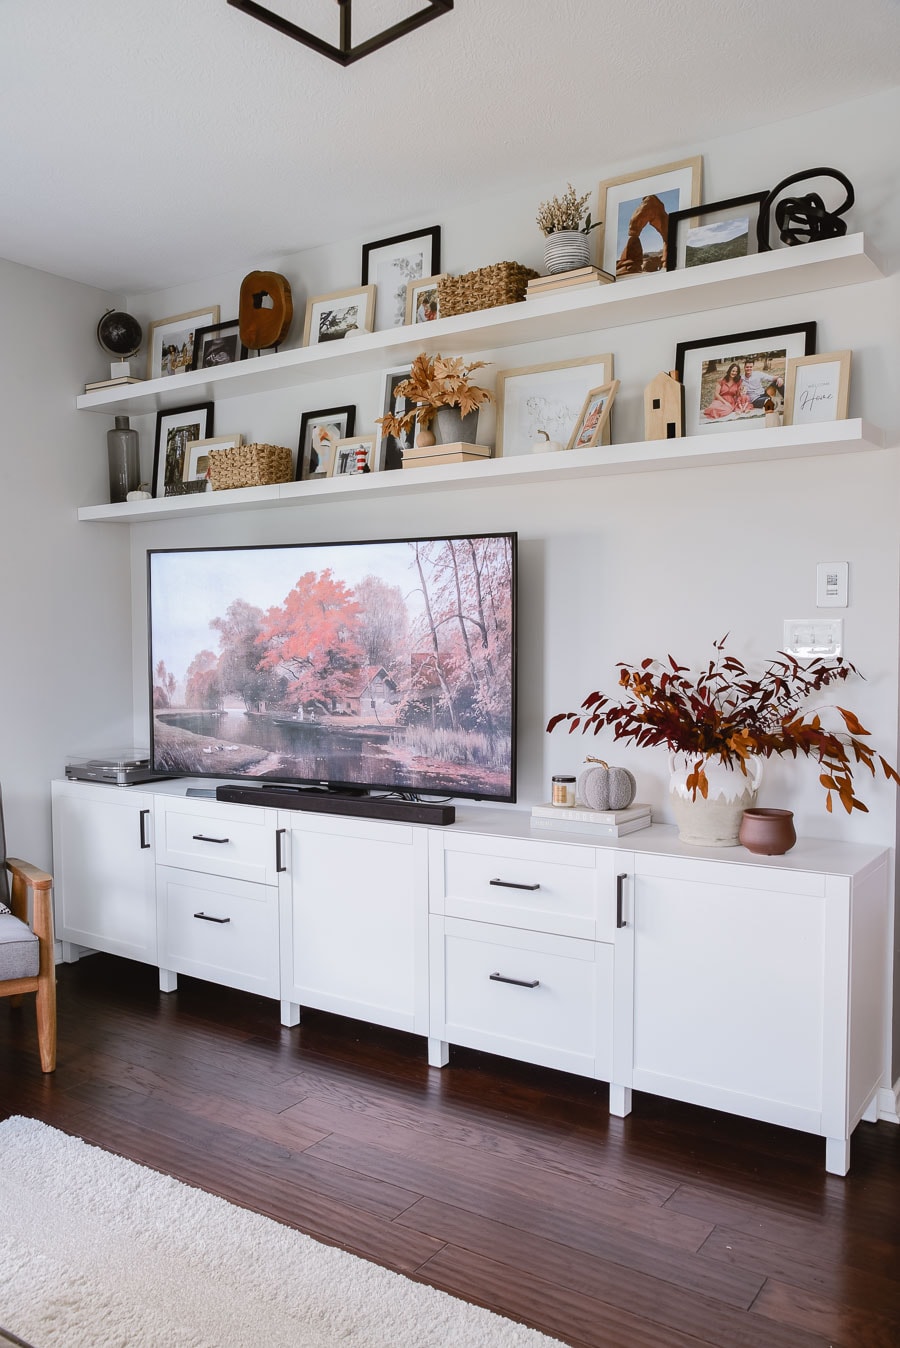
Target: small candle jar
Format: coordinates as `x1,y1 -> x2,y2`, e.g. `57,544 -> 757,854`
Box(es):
551,774 -> 576,807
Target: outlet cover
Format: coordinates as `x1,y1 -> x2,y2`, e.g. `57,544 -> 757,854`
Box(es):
783,618 -> 843,658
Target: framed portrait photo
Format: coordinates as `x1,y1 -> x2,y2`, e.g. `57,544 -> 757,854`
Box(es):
183,435 -> 242,492
597,156 -> 702,279
784,350 -> 851,426
675,323 -> 817,437
566,380 -> 620,451
152,402 -> 214,497
495,353 -> 615,457
405,274 -> 446,325
361,226 -> 441,330
666,193 -> 767,272
189,318 -> 247,370
296,405 -> 356,481
302,285 -> 375,347
330,435 -> 377,477
374,365 -> 415,471
147,306 -> 220,379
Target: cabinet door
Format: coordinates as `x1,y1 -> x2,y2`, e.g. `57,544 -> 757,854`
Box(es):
51,781 -> 157,963
157,865 -> 279,998
281,813 -> 428,1034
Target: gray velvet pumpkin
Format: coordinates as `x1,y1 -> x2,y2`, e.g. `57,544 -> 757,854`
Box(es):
577,759 -> 637,811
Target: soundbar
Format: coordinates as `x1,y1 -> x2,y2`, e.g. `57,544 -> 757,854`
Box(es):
215,784 -> 455,826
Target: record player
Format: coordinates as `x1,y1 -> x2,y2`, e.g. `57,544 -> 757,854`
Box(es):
65,750 -> 173,787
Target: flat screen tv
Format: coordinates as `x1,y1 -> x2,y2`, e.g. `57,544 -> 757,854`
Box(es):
148,532 -> 517,803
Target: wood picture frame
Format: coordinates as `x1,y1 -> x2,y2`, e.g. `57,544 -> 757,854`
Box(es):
494,354 -> 615,457
566,379 -> 620,450
596,156 -> 702,278
666,192 -> 767,272
783,350 -> 851,425
147,307 -> 220,379
151,402 -> 214,497
405,273 -> 446,325
361,226 -> 441,330
302,285 -> 375,347
675,323 -> 817,437
330,435 -> 377,477
296,405 -> 356,480
183,435 -> 243,492
189,318 -> 247,371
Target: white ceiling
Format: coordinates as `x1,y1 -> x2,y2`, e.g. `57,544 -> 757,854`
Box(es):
2,0 -> 898,294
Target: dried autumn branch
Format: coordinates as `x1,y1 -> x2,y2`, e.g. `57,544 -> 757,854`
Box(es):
376,353 -> 494,437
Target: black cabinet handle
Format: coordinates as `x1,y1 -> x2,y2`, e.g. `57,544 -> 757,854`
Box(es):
139,809 -> 151,849
192,834 -> 230,844
490,972 -> 540,988
616,872 -> 627,928
489,878 -> 540,891
193,911 -> 231,924
275,828 -> 286,872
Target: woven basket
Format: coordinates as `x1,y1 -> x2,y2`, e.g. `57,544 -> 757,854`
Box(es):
438,262 -> 540,317
208,442 -> 293,491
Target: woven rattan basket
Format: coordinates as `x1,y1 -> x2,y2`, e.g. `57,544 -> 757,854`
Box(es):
437,262 -> 540,317
208,442 -> 293,491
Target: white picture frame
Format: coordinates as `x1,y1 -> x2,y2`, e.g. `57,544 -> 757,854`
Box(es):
183,434 -> 243,492
597,156 -> 702,278
494,354 -> 615,457
784,351 -> 851,426
302,285 -> 375,347
330,435 -> 376,477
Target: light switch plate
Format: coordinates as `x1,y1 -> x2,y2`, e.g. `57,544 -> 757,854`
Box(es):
817,561 -> 848,607
783,618 -> 843,657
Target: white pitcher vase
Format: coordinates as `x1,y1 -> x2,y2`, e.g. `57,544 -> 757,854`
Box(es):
669,753 -> 763,847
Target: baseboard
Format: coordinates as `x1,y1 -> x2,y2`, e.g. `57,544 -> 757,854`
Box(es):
877,1080 -> 900,1124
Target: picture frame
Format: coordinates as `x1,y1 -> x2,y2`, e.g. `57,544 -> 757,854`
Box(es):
596,156 -> 702,279
182,435 -> 242,493
361,226 -> 441,330
330,435 -> 377,477
302,285 -> 375,347
151,402 -> 214,497
405,274 -> 446,325
675,323 -> 817,437
147,307 -> 220,379
783,350 -> 851,426
566,380 -> 620,451
189,318 -> 247,371
374,365 -> 414,471
666,193 -> 767,272
494,354 -> 615,457
296,405 -> 356,481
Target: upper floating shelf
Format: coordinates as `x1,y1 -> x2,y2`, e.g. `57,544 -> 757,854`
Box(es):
76,234 -> 883,416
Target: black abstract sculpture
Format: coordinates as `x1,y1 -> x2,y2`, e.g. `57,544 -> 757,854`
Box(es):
756,168 -> 855,251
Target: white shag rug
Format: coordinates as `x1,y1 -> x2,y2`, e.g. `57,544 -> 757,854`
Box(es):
0,1117 -> 565,1348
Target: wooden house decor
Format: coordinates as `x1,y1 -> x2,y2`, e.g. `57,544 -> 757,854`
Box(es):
644,370 -> 684,440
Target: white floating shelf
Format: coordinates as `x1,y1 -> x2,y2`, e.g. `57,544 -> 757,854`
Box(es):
77,419 -> 885,523
75,234 -> 883,416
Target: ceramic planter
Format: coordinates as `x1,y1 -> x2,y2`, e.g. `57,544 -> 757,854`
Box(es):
543,231 -> 591,274
669,754 -> 763,847
433,406 -> 479,445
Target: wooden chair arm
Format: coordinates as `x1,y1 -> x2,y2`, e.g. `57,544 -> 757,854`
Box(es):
5,857 -> 54,942
6,857 -> 53,891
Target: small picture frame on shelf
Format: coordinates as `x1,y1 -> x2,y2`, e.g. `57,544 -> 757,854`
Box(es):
189,318 -> 247,371
330,435 -> 377,477
566,379 -> 620,450
783,350 -> 851,425
183,435 -> 242,492
296,406 -> 356,480
495,354 -> 615,457
666,193 -> 767,272
596,156 -> 702,278
405,274 -> 446,325
374,365 -> 414,471
361,226 -> 441,330
675,323 -> 817,437
302,285 -> 375,347
147,307 -> 220,379
152,402 -> 214,497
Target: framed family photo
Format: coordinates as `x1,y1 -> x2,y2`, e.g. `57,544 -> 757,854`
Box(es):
784,350 -> 851,425
189,318 -> 246,370
296,405 -> 356,480
361,226 -> 441,330
405,273 -> 446,325
151,402 -> 214,497
666,192 -> 767,272
675,323 -> 817,436
597,157 -> 702,278
567,380 -> 620,450
303,286 -> 375,346
182,435 -> 243,492
374,365 -> 415,470
147,306 -> 219,379
494,354 -> 615,456
331,436 -> 376,477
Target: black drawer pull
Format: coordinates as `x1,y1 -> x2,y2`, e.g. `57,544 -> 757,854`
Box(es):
616,872 -> 627,928
490,972 -> 540,988
489,878 -> 540,891
193,911 -> 231,924
192,834 -> 230,844
139,809 -> 151,850
275,827 -> 286,873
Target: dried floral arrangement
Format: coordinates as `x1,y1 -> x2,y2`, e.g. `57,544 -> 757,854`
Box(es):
547,635 -> 900,814
376,353 -> 494,438
536,183 -> 601,236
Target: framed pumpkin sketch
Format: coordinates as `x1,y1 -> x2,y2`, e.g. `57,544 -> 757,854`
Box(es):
494,354 -> 615,457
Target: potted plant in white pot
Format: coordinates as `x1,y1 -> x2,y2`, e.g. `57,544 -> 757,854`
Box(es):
376,353 -> 494,449
536,183 -> 601,274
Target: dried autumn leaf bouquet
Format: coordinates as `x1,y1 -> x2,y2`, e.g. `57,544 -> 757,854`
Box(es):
376,353 -> 494,438
547,635 -> 900,814
536,183 -> 601,236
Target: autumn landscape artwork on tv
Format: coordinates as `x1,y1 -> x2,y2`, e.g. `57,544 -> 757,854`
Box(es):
149,534 -> 516,801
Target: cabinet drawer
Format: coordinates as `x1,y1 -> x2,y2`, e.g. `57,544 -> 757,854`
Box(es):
157,866 -> 279,997
155,798 -> 279,884
430,915 -> 613,1079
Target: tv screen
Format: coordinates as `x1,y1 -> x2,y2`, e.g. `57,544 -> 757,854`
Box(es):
148,533 -> 517,802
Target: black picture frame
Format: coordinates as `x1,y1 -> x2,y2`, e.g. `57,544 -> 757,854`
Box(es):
152,402 -> 214,497
666,193 -> 768,272
675,323 -> 816,438
189,319 -> 247,371
361,226 -> 441,331
296,405 -> 356,481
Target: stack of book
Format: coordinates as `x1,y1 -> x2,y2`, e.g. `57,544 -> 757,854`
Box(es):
530,801 -> 652,837
525,266 -> 614,300
402,442 -> 493,469
84,375 -> 144,393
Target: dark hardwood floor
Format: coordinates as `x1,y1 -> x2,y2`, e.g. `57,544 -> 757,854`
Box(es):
3,956 -> 900,1347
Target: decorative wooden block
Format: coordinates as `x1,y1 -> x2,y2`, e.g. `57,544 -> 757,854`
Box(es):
239,270 -> 293,351
644,371 -> 684,441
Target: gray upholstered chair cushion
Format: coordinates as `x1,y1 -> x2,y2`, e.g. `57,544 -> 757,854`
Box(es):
0,910 -> 39,980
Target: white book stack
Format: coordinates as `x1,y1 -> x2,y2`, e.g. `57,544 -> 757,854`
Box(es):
530,802 -> 652,836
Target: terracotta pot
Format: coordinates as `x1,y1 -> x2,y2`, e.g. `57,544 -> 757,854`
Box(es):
739,808 -> 796,855
669,754 -> 763,847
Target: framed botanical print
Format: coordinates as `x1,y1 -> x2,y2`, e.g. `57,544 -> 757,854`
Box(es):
494,354 -> 615,457
405,274 -> 446,324
361,226 -> 441,330
666,193 -> 767,272
566,380 -> 620,450
675,323 -> 817,436
296,405 -> 356,480
596,157 -> 702,278
151,402 -> 214,497
783,350 -> 851,425
147,307 -> 219,379
182,435 -> 242,492
330,436 -> 376,477
189,318 -> 247,370
302,286 -> 375,346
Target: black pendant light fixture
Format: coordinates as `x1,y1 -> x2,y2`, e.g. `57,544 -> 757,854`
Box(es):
227,0 -> 453,67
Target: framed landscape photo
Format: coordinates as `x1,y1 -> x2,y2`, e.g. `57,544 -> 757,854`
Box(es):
374,365 -> 415,471
362,226 -> 441,330
596,156 -> 702,278
495,354 -> 615,456
296,405 -> 356,481
666,193 -> 767,272
302,285 -> 375,346
784,350 -> 851,426
189,318 -> 247,370
676,323 -> 817,437
152,402 -> 214,497
183,435 -> 242,492
330,435 -> 377,477
405,274 -> 446,325
147,306 -> 220,379
566,380 -> 620,450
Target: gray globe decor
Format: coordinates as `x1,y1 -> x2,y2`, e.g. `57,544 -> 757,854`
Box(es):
97,309 -> 142,359
543,230 -> 592,275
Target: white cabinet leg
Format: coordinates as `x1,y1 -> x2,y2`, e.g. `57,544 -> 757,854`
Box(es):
60,942 -> 80,964
609,1084 -> 632,1117
428,1037 -> 450,1068
281,1000 -> 301,1027
862,1094 -> 879,1124
159,968 -> 178,993
825,1136 -> 851,1176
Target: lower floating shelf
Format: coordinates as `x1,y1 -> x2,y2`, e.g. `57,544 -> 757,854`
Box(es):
77,418 -> 885,523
